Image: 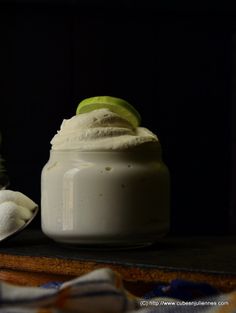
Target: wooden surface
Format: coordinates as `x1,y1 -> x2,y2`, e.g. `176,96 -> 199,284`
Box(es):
0,230 -> 235,293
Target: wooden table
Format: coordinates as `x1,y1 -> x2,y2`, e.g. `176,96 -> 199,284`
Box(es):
0,230 -> 235,295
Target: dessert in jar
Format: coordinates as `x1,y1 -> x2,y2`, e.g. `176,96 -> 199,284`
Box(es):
41,96 -> 170,246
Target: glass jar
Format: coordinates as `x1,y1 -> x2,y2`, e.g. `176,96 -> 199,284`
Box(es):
41,147 -> 170,247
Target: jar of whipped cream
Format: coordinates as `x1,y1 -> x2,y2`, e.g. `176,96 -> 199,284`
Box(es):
41,103 -> 170,247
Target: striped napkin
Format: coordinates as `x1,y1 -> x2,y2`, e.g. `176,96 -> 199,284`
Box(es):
0,268 -> 235,313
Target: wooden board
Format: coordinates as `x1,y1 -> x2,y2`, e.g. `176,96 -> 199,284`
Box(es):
0,229 -> 235,292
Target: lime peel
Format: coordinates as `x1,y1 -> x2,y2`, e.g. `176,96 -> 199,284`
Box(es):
76,96 -> 141,128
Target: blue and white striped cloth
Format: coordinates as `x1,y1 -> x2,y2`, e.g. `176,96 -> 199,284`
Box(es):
0,268 -> 235,313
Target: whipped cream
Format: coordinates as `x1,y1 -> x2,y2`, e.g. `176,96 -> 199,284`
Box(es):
51,109 -> 159,151
0,190 -> 37,240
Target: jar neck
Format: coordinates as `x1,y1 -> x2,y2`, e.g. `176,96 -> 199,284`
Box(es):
49,145 -> 162,163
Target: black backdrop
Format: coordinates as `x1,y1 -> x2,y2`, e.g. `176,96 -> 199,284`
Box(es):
0,2 -> 234,235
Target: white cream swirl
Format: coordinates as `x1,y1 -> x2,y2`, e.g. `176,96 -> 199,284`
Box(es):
0,190 -> 37,240
51,109 -> 159,151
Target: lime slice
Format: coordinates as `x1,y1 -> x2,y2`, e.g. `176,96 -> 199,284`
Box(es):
76,96 -> 141,128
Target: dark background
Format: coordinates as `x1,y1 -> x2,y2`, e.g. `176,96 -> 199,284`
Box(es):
0,1 -> 235,235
